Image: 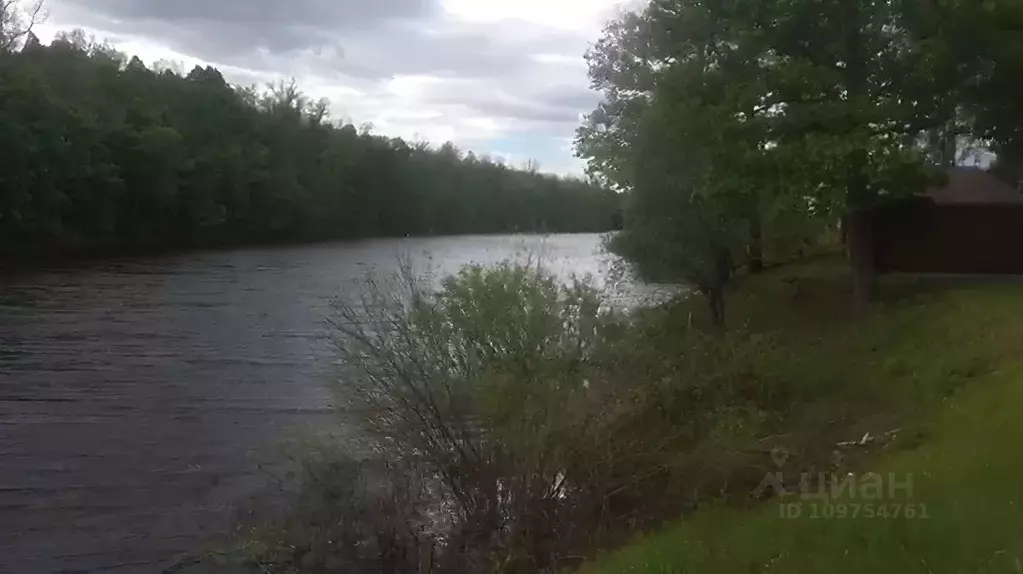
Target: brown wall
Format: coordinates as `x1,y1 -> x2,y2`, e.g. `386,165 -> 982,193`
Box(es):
872,198 -> 1023,274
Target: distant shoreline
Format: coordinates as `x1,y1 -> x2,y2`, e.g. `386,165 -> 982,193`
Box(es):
0,229 -> 618,274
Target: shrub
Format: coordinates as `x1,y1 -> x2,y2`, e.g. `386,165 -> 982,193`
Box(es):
205,442 -> 443,574
330,261 -> 639,572
217,260 -> 860,574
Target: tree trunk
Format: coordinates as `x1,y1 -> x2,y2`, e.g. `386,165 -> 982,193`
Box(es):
843,1 -> 873,309
706,285 -> 726,331
845,211 -> 875,308
748,210 -> 764,274
706,246 -> 732,330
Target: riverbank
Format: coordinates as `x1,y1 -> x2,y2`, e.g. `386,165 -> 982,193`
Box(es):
583,256 -> 1023,573
195,252 -> 1023,572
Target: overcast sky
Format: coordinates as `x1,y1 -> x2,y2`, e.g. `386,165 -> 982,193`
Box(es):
34,0 -> 632,175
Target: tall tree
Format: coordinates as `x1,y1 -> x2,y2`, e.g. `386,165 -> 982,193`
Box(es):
0,0 -> 43,53
582,0 -> 955,308
584,0 -> 788,327
755,0 -> 948,303
576,10 -> 660,192
937,1 -> 1023,182
581,0 -> 817,326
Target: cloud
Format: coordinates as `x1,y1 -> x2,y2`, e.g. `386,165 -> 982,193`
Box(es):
80,0 -> 437,26
39,0 -> 630,174
51,0 -> 440,57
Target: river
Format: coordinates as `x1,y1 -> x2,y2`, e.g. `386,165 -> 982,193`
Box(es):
0,234 -> 664,573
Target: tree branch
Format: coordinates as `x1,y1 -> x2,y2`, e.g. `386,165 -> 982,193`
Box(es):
1,0 -> 44,52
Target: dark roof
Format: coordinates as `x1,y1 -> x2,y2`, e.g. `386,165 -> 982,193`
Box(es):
927,167 -> 1023,205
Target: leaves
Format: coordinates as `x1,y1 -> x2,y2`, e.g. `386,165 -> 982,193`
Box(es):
578,0 -> 1017,311
0,30 -> 623,250
580,0 -> 800,325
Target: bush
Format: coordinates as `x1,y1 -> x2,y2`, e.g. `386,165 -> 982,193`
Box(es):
216,260 -> 862,574
330,261 -> 644,572
223,447 -> 442,574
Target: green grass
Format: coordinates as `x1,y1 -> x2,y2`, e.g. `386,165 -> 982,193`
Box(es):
584,257 -> 1023,574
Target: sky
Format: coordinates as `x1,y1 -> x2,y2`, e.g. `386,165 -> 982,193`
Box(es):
33,0 -> 634,175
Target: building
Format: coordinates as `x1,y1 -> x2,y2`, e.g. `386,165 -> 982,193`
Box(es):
872,167 -> 1023,274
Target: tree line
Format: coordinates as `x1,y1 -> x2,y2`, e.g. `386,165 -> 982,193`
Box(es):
577,0 -> 1023,327
0,29 -> 621,254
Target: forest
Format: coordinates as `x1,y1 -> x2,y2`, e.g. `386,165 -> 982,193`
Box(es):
0,30 -> 621,255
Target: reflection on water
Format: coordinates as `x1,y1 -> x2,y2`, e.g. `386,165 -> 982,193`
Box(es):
0,234 -> 672,573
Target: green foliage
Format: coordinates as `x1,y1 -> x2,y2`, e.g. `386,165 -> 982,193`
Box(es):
213,262 -> 633,573
221,254 -> 1023,573
581,0 -> 806,324
201,440 -> 443,574
578,0 -> 1013,308
936,0 -> 1023,178
581,263 -> 1023,574
324,257 -> 985,572
0,32 -> 621,253
331,262 -> 636,572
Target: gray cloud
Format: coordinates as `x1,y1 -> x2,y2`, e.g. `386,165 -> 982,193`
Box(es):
74,0 -> 437,27
45,0 -> 616,173
52,0 -> 588,80
417,81 -> 596,128
536,88 -> 602,113
53,0 -> 438,38
52,0 -> 439,58
328,21 -> 578,80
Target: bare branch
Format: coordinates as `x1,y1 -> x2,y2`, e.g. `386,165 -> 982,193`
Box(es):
0,0 -> 45,53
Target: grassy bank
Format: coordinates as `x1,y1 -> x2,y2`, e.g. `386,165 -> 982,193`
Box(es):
210,254 -> 1023,573
584,256 -> 1023,573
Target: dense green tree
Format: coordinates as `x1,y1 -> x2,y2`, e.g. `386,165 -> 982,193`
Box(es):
928,1 -> 1023,182
598,2 -> 761,327
580,0 -> 985,312
755,0 -> 947,302
0,32 -> 620,254
580,0 -> 820,326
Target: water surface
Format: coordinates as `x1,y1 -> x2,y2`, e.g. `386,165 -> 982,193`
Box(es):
0,234 -> 662,573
